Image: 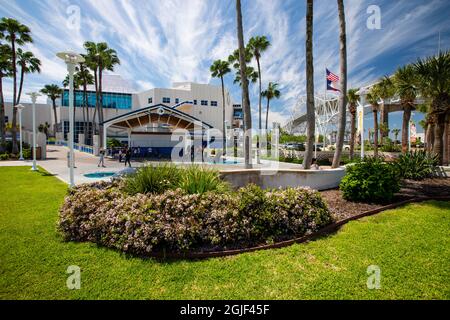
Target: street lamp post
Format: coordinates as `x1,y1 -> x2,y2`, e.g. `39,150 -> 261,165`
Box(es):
14,104 -> 25,161
57,51 -> 85,188
25,93 -> 41,170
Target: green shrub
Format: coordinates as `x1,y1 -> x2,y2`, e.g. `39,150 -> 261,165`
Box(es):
59,183 -> 333,254
178,165 -> 230,194
22,148 -> 31,160
0,153 -> 10,161
394,150 -> 438,180
124,163 -> 182,195
340,157 -> 400,203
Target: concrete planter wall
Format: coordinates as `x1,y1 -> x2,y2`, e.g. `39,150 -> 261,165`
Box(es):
220,167 -> 346,191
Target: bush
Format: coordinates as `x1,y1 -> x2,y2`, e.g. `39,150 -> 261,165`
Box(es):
124,164 -> 230,195
394,151 -> 438,180
124,163 -> 182,195
22,148 -> 31,160
178,165 -> 230,194
59,182 -> 333,254
0,153 -> 10,161
340,157 -> 400,203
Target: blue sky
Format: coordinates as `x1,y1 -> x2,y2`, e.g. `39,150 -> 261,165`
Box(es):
1,0 -> 449,132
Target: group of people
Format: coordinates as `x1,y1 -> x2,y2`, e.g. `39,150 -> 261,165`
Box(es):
97,146 -> 132,168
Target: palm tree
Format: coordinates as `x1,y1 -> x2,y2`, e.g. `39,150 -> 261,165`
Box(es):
261,82 -> 281,131
77,62 -> 94,145
233,66 -> 258,86
16,48 -> 41,104
63,73 -> 82,139
347,88 -> 360,159
393,65 -> 419,153
366,90 -> 380,157
304,0 -> 315,169
392,128 -> 401,145
0,43 -> 11,145
210,59 -> 231,158
414,50 -> 450,164
235,0 -> 252,168
0,18 -> 33,153
375,76 -> 395,145
84,42 -> 120,148
332,0 -> 348,168
247,36 -> 270,133
40,84 -> 62,135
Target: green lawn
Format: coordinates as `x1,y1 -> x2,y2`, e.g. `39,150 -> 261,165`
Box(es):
0,166 -> 449,300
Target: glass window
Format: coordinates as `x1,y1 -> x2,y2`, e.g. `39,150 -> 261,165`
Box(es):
175,98 -> 179,104
193,100 -> 197,105
62,90 -> 131,110
148,97 -> 153,104
163,97 -> 171,104
211,101 -> 218,107
201,100 -> 208,106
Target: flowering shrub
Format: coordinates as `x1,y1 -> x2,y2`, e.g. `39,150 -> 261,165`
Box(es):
59,183 -> 333,255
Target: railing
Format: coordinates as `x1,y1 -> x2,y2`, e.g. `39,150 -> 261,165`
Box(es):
54,140 -> 94,155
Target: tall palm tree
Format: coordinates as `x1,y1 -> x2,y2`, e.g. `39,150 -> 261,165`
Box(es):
392,128 -> 401,144
236,0 -> 252,168
393,65 -> 419,153
40,84 -> 62,136
0,18 -> 33,153
304,0 -> 315,169
74,61 -> 94,145
366,90 -> 380,157
16,48 -> 41,104
347,88 -> 360,159
375,76 -> 395,145
84,42 -> 120,148
247,36 -> 270,134
414,50 -> 450,164
0,43 -> 11,145
233,66 -> 258,86
261,82 -> 281,131
332,0 -> 348,168
63,73 -> 82,139
210,59 -> 231,158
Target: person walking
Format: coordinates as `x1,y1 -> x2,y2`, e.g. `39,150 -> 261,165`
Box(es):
124,147 -> 132,167
98,148 -> 106,167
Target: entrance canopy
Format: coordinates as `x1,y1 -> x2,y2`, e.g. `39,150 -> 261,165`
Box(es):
102,102 -> 213,131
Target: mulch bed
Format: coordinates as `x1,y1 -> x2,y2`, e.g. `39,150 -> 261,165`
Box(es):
321,178 -> 450,221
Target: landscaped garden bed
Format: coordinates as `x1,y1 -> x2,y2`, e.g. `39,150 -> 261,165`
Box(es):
58,153 -> 448,258
59,165 -> 333,256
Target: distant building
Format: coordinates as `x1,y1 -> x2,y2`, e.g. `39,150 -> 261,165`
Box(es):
4,75 -> 243,153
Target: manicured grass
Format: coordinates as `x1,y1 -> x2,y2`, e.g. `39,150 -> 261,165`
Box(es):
0,166 -> 449,300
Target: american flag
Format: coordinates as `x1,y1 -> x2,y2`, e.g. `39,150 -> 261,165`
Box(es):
326,68 -> 340,92
326,68 -> 340,82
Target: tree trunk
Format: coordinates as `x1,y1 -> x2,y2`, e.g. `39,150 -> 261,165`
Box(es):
426,121 -> 434,154
332,0 -> 347,168
0,75 -> 5,145
221,76 -> 226,158
304,0 -> 315,169
444,113 -> 450,165
433,112 -> 445,165
265,96 -> 270,131
256,57 -> 262,164
52,98 -> 58,135
16,66 -> 25,104
373,110 -> 378,157
401,106 -> 411,153
98,68 -> 104,148
349,109 -> 356,159
236,0 -> 252,168
84,83 -> 90,145
11,37 -> 18,154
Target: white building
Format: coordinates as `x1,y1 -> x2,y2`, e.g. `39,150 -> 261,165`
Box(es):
4,75 -> 242,156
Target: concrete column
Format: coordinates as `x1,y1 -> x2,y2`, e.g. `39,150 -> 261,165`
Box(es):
78,133 -> 85,145
56,131 -> 64,142
93,134 -> 100,156
127,129 -> 132,147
